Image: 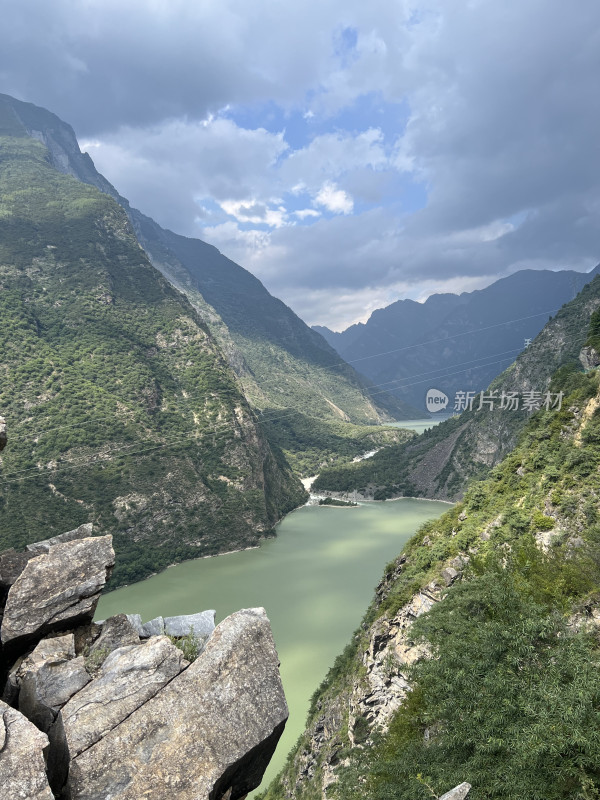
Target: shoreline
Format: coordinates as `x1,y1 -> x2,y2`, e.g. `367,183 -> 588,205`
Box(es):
308,488 -> 454,506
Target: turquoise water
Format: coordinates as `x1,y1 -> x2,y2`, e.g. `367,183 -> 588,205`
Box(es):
389,417 -> 447,435
96,497 -> 448,794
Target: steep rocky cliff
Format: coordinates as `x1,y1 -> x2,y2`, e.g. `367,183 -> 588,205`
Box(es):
0,521 -> 287,799
263,349 -> 600,800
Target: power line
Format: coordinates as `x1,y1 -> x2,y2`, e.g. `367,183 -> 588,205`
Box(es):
1,348 -> 529,484
0,305 -> 561,484
6,306 -> 555,440
339,308 -> 559,366
7,344 -> 523,448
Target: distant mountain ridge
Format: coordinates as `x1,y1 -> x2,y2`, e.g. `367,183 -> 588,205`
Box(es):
315,267 -> 600,411
314,273 -> 600,501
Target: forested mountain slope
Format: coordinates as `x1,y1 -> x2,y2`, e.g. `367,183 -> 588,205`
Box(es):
314,274 -> 600,501
316,267 -> 599,411
0,94 -> 417,447
0,128 -> 305,588
264,327 -> 600,800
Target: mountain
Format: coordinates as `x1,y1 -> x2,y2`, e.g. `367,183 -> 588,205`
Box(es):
0,95 -> 418,469
0,119 -> 306,588
263,324 -> 600,800
316,268 -> 600,411
313,273 -> 600,501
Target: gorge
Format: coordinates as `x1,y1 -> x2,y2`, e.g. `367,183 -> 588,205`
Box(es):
1,84 -> 600,800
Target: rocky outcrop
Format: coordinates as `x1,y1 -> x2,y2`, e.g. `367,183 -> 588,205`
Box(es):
440,783 -> 471,800
164,610 -> 216,637
0,529 -> 288,800
1,534 -> 115,655
579,345 -> 600,370
88,613 -> 140,656
67,608 -> 288,800
0,416 -> 6,452
15,635 -> 90,733
0,700 -> 54,799
56,636 -> 186,761
348,590 -> 438,736
26,523 -> 94,555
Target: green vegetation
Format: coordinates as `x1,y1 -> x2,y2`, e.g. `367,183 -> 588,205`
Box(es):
83,645 -> 110,676
313,415 -> 464,498
339,551 -> 600,800
261,410 -> 413,477
585,308 -> 600,352
263,339 -> 600,799
318,497 -> 357,507
0,135 -> 305,588
168,630 -> 201,662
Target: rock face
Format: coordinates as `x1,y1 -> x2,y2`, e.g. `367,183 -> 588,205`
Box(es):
26,523 -> 94,554
1,535 -> 115,653
580,345 -> 600,370
440,783 -> 472,800
88,613 -> 140,656
57,636 -> 186,760
0,415 -> 6,452
16,635 -> 91,733
0,528 -> 288,800
67,608 -> 288,800
0,700 -> 54,799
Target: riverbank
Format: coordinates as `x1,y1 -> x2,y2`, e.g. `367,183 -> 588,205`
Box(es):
96,498 -> 449,797
312,487 -> 454,505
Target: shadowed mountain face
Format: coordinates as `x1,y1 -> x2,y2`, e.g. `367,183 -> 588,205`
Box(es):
0,121 -> 305,588
316,267 -> 600,412
0,93 -> 417,427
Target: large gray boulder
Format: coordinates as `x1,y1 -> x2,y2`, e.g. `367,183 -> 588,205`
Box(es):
125,613 -> 144,636
17,634 -> 90,732
164,610 -> 215,639
67,608 -> 288,800
0,699 -> 54,799
1,535 -> 115,653
89,613 -> 140,657
141,616 -> 165,638
57,636 -> 186,760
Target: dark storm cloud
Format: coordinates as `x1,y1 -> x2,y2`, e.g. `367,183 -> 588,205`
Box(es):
0,0 -> 342,136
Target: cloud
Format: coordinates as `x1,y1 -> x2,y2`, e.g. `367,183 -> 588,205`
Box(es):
1,0 -> 599,329
0,0 -> 371,135
315,183 -> 354,215
294,209 -> 321,220
82,116 -> 288,232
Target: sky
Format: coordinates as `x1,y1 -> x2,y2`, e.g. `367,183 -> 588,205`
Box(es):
1,0 -> 599,330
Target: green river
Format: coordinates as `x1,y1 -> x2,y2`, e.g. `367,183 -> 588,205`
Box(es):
96,436 -> 448,794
